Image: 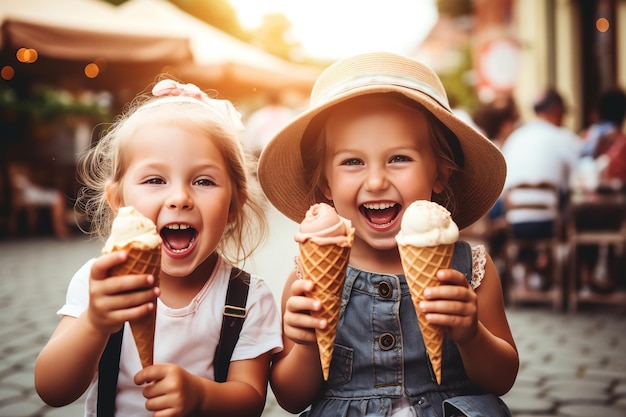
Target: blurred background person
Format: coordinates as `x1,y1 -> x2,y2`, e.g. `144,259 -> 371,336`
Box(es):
500,88 -> 582,290
7,163 -> 71,239
573,87 -> 626,292
472,95 -> 520,149
241,91 -> 297,157
579,87 -> 626,188
579,87 -> 626,159
464,95 -> 521,270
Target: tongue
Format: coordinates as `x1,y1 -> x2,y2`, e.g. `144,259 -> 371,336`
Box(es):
163,229 -> 194,251
366,207 -> 396,225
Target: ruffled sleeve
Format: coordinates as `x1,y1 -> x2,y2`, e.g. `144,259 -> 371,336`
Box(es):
470,244 -> 487,289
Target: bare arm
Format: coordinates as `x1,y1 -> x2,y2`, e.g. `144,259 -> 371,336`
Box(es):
456,254 -> 518,394
34,314 -> 108,406
269,270 -> 324,413
34,252 -> 159,406
421,253 -> 518,395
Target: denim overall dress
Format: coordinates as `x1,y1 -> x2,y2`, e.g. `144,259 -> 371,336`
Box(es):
304,242 -> 512,417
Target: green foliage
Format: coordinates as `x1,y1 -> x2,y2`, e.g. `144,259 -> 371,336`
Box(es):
253,13 -> 300,61
0,85 -> 110,123
168,0 -> 251,42
438,44 -> 479,111
98,0 -> 318,66
99,0 -> 250,41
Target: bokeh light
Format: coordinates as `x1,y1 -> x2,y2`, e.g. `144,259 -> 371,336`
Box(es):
1,66 -> 15,80
16,47 -> 39,63
84,63 -> 100,78
596,17 -> 609,32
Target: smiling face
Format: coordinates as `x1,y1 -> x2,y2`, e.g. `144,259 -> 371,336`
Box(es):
106,121 -> 234,278
321,96 -> 447,261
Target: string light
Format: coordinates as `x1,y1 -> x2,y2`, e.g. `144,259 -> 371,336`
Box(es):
84,63 -> 100,79
16,48 -> 39,63
1,66 -> 15,80
596,17 -> 609,32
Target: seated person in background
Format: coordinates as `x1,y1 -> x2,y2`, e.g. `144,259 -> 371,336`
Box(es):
500,88 -> 582,290
579,87 -> 626,159
584,88 -> 626,188
600,128 -> 626,187
468,95 -> 520,267
8,163 -> 70,239
472,94 -> 520,150
240,92 -> 296,157
575,88 -> 626,292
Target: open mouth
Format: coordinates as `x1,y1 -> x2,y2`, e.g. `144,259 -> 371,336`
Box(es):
160,224 -> 197,254
360,202 -> 401,226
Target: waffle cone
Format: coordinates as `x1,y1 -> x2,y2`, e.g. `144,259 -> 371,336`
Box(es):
299,240 -> 350,380
109,245 -> 161,368
398,243 -> 454,384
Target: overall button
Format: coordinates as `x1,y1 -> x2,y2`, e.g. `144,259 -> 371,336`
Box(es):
379,333 -> 396,350
378,281 -> 392,298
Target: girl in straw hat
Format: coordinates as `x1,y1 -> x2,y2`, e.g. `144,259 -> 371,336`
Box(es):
35,79 -> 282,417
261,52 -> 518,416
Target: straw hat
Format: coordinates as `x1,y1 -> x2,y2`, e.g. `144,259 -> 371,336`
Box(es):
258,52 -> 506,230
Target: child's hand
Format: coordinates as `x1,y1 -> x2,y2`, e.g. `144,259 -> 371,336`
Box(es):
87,251 -> 159,335
283,279 -> 323,345
419,268 -> 478,344
134,363 -> 200,417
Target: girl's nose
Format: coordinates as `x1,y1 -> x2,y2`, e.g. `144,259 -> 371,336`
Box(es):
165,186 -> 193,210
364,166 -> 388,191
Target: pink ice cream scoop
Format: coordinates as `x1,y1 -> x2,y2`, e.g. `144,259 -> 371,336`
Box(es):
294,203 -> 354,380
294,203 -> 354,247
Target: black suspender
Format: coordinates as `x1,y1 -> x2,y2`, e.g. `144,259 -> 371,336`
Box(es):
214,267 -> 250,382
97,327 -> 123,417
97,266 -> 250,415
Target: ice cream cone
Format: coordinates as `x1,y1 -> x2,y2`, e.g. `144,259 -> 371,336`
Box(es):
109,245 -> 161,368
398,243 -> 454,385
299,240 -> 350,381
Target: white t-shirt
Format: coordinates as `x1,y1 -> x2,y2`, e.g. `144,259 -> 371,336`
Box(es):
57,256 -> 283,417
502,119 -> 582,224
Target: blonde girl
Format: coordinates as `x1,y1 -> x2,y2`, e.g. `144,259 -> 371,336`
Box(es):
35,80 -> 282,417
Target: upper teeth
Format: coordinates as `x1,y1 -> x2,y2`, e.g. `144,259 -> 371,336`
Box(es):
363,202 -> 396,210
166,224 -> 191,230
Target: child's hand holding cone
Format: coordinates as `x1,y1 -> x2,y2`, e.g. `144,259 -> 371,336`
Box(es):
294,203 -> 354,380
395,200 -> 459,384
102,206 -> 162,368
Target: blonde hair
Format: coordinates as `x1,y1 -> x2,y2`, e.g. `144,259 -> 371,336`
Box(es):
76,88 -> 267,265
301,93 -> 463,216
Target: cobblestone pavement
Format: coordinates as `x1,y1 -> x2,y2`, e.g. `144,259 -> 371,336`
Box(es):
1,205 -> 625,416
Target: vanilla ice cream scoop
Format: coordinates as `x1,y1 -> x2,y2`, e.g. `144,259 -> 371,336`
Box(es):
103,206 -> 162,253
395,200 -> 459,247
294,203 -> 354,247
394,200 -> 458,385
101,206 -> 162,368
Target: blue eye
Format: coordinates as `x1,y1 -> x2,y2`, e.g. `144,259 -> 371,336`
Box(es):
195,178 -> 216,186
341,158 -> 363,166
390,155 -> 411,163
144,177 -> 164,184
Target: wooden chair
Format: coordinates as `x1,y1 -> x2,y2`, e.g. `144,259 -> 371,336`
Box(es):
567,189 -> 626,312
503,182 -> 564,310
6,163 -> 42,236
